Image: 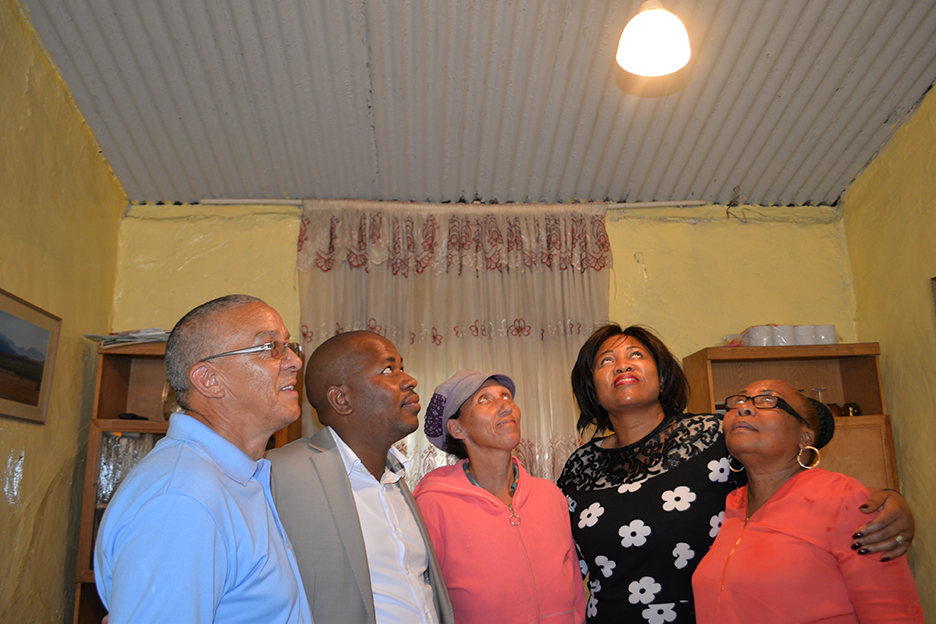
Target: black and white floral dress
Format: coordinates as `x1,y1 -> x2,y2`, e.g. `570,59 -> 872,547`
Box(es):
557,413 -> 740,624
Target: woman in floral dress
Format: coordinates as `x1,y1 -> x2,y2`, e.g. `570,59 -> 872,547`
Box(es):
557,324 -> 913,624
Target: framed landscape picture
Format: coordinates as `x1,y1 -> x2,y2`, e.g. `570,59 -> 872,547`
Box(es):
0,289 -> 61,423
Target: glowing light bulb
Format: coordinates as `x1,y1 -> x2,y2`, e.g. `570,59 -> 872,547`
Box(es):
616,0 -> 691,77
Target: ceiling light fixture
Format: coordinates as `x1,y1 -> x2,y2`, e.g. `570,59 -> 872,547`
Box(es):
616,0 -> 691,77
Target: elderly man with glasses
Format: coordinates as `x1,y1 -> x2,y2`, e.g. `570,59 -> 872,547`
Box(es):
94,294 -> 313,624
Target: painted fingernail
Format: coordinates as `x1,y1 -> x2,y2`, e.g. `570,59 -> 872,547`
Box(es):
858,548 -> 869,555
852,532 -> 864,539
851,542 -> 861,550
881,556 -> 891,562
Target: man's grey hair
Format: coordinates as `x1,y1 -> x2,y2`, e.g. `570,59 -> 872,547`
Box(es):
165,294 -> 264,409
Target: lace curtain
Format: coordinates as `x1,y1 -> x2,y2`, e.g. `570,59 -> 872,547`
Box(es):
296,199 -> 612,483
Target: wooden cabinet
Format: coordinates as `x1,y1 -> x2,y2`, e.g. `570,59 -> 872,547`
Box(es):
682,343 -> 899,491
74,343 -> 302,624
73,343 -> 169,623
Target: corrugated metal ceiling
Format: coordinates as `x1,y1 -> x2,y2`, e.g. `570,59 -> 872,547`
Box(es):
19,0 -> 936,206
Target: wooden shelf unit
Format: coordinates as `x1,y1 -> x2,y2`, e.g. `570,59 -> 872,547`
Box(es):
74,343 -> 170,623
75,419 -> 170,584
682,343 -> 898,492
74,342 -> 302,623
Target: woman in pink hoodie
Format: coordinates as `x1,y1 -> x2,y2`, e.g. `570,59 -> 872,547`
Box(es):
414,370 -> 586,624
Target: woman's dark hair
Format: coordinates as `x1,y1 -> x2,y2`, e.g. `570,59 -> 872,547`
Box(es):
571,324 -> 689,435
804,397 -> 836,449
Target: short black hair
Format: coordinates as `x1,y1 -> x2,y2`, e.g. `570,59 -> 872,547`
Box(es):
803,397 -> 836,448
165,294 -> 263,409
571,324 -> 689,435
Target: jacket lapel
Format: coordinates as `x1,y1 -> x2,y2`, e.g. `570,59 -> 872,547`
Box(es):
307,428 -> 378,624
308,428 -> 453,624
399,478 -> 455,623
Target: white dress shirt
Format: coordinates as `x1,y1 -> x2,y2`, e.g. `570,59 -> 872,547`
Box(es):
329,427 -> 440,624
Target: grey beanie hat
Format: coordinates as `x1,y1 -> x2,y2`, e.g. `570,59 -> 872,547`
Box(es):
424,369 -> 516,453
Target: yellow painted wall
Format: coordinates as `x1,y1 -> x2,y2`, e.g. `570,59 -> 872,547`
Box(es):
112,203 -> 858,364
605,204 -> 857,359
7,0 -> 922,610
107,189 -> 933,611
112,204 -> 302,334
843,87 -> 936,615
0,0 -> 127,621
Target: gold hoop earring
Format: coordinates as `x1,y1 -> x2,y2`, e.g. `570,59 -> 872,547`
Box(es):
728,456 -> 745,473
797,445 -> 820,469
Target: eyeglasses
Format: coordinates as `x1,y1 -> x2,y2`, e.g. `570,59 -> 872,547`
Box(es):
201,340 -> 302,363
723,394 -> 808,425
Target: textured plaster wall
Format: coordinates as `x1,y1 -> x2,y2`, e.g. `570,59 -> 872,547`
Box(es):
112,204 -> 857,364
604,205 -> 857,360
1,0 -> 921,612
111,204 -> 302,335
113,200 -> 926,606
843,87 -> 936,614
0,0 -> 126,621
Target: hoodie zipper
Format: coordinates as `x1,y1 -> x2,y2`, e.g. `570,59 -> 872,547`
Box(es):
512,504 -> 542,622
720,516 -> 750,591
464,462 -> 542,620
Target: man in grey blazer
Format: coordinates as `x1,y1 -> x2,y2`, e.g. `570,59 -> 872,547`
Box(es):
268,331 -> 454,624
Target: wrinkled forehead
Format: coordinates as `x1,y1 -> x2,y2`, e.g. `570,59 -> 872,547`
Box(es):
472,378 -> 513,398
352,333 -> 400,364
215,302 -> 285,347
743,379 -> 809,412
596,334 -> 648,360
744,379 -> 790,396
371,333 -> 399,356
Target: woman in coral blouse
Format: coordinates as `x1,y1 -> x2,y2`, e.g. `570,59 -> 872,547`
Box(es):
691,379 -> 923,623
414,370 -> 586,624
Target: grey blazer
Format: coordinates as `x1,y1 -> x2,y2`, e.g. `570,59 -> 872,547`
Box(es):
268,427 -> 454,624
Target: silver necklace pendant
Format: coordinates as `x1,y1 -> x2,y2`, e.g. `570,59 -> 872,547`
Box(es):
508,504 -> 521,526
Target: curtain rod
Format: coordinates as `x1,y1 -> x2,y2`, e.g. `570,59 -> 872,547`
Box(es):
198,199 -> 706,208
606,200 -> 706,209
199,198 -> 302,205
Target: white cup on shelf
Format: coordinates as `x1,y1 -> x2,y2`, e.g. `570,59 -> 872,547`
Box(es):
794,325 -> 817,345
815,325 -> 836,344
742,326 -> 772,346
771,325 -> 795,346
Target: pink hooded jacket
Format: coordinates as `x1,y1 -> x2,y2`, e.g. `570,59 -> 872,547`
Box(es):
414,458 -> 586,624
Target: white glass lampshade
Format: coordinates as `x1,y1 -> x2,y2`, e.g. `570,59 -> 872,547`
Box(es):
616,0 -> 691,77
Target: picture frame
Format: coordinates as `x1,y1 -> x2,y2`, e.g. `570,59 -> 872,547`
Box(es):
932,277 -> 936,317
0,288 -> 61,424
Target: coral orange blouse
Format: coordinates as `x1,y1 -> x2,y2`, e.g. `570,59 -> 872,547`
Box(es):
692,469 -> 923,623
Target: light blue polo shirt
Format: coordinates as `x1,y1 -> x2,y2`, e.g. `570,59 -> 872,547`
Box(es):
95,413 -> 313,624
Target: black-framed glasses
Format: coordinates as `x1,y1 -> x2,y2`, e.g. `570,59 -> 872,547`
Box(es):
723,394 -> 808,425
201,340 -> 302,363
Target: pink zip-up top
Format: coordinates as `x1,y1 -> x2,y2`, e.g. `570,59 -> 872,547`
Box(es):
414,457 -> 586,624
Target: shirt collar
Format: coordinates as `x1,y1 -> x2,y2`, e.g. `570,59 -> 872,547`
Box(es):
386,445 -> 409,478
168,412 -> 262,485
327,425 -> 410,481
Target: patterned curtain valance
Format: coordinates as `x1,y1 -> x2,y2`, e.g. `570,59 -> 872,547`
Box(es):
298,199 -> 611,275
